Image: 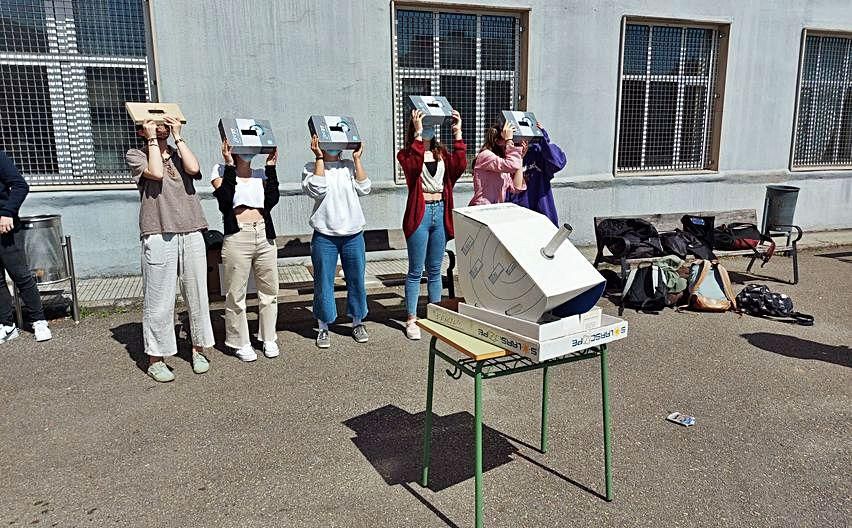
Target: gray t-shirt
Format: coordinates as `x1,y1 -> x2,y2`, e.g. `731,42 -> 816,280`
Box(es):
126,147 -> 208,237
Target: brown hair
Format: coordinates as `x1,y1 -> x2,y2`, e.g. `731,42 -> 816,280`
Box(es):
471,124 -> 505,170
405,119 -> 445,161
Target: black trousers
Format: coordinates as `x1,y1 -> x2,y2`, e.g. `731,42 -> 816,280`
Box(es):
0,231 -> 44,325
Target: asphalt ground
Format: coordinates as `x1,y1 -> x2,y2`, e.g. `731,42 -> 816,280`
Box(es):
1,248 -> 850,528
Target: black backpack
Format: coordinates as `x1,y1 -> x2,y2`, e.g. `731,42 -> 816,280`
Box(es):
660,229 -> 709,259
714,223 -> 776,265
622,264 -> 668,311
597,218 -> 663,259
736,284 -> 813,325
680,215 -> 716,260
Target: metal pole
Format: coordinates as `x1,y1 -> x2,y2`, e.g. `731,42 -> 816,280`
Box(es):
474,362 -> 484,528
421,339 -> 437,487
64,235 -> 80,323
600,345 -> 613,501
540,223 -> 573,259
540,365 -> 550,454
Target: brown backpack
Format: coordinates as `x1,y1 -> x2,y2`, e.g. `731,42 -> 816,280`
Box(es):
684,260 -> 737,312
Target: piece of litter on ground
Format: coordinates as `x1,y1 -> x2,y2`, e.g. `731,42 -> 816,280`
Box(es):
666,411 -> 696,427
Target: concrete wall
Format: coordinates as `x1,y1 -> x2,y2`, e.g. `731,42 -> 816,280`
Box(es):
27,0 -> 852,277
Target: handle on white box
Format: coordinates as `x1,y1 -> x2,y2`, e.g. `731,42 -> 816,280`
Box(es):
540,223 -> 573,259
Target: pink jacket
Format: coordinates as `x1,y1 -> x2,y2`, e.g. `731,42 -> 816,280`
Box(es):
468,141 -> 523,206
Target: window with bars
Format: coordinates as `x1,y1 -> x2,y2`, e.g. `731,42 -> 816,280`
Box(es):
0,0 -> 152,185
792,31 -> 852,169
393,6 -> 522,182
616,20 -> 726,174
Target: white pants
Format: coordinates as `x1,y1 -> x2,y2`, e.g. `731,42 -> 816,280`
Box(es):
141,232 -> 215,357
222,222 -> 279,348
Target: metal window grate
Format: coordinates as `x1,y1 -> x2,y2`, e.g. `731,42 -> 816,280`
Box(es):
393,7 -> 520,182
0,0 -> 151,185
616,22 -> 720,173
793,33 -> 852,168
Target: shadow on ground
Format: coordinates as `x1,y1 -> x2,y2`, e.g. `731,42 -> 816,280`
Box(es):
741,332 -> 851,368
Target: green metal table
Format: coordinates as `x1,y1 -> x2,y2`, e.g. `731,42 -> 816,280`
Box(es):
417,319 -> 613,528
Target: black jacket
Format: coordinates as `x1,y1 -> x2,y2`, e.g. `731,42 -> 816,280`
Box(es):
0,150 -> 30,230
212,164 -> 280,240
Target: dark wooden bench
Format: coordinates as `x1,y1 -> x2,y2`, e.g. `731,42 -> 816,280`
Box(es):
274,228 -> 456,297
593,209 -> 803,314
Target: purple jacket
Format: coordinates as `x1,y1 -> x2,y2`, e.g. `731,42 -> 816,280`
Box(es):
506,128 -> 566,226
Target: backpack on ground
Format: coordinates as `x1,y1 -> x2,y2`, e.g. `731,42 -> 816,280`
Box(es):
622,264 -> 669,311
683,260 -> 737,312
597,218 -> 664,259
714,223 -> 776,266
736,284 -> 814,325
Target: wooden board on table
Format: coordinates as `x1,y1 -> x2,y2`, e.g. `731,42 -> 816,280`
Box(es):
417,319 -> 510,361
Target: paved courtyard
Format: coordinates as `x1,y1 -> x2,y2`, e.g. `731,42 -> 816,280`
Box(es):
0,248 -> 850,527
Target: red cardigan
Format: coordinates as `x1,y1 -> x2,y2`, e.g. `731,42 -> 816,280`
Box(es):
397,139 -> 467,239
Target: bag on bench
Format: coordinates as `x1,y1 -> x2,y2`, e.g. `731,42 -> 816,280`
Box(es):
597,218 -> 663,259
681,215 -> 716,260
660,229 -> 710,260
714,223 -> 776,266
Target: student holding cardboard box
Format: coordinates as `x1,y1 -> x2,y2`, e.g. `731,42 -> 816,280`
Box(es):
468,121 -> 525,206
126,117 -> 214,382
397,109 -> 466,340
211,141 -> 281,362
302,134 -> 371,349
505,122 -> 567,226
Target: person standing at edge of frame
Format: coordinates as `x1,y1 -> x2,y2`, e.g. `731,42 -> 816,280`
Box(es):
468,120 -> 525,206
126,117 -> 214,383
302,134 -> 370,349
211,140 -> 281,362
0,150 -> 52,344
397,108 -> 466,340
505,121 -> 566,226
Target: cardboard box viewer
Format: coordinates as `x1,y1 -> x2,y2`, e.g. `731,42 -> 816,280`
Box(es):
125,102 -> 186,124
408,95 -> 454,128
501,111 -> 543,142
308,115 -> 361,150
453,203 -> 606,322
218,118 -> 277,155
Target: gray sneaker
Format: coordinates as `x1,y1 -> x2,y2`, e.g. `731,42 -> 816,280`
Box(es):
316,329 -> 331,349
353,324 -> 369,343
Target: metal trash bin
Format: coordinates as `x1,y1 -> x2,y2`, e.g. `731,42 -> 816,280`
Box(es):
15,215 -> 80,323
761,185 -> 800,234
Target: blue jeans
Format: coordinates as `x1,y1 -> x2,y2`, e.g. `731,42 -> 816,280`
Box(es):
311,231 -> 368,324
405,201 -> 447,316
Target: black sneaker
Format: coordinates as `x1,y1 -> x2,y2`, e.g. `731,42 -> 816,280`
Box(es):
316,329 -> 331,349
353,324 -> 369,343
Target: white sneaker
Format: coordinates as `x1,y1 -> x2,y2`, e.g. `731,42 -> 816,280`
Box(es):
405,320 -> 421,340
263,341 -> 279,358
234,344 -> 257,362
33,320 -> 51,342
0,324 -> 20,344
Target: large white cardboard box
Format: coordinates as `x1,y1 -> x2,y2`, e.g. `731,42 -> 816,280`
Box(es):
458,303 -> 602,341
453,204 -> 606,322
408,95 -> 454,127
218,118 -> 277,155
427,302 -> 627,362
308,115 -> 362,150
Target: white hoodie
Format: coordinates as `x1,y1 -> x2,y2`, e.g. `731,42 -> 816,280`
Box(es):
301,160 -> 371,236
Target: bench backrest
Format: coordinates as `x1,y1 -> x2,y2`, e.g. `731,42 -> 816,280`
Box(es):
594,209 -> 757,234
276,228 -> 408,258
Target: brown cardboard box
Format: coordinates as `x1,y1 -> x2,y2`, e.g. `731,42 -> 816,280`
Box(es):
125,102 -> 187,124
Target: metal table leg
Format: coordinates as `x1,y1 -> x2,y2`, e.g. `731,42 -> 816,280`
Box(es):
540,365 -> 550,454
600,344 -> 613,501
421,338 -> 437,487
474,362 -> 484,528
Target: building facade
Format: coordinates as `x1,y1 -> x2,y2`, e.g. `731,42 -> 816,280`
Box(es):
2,0 -> 851,276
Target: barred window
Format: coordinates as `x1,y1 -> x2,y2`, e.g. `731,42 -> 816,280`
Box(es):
0,0 -> 152,185
393,6 -> 523,182
616,20 -> 726,173
792,32 -> 852,169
